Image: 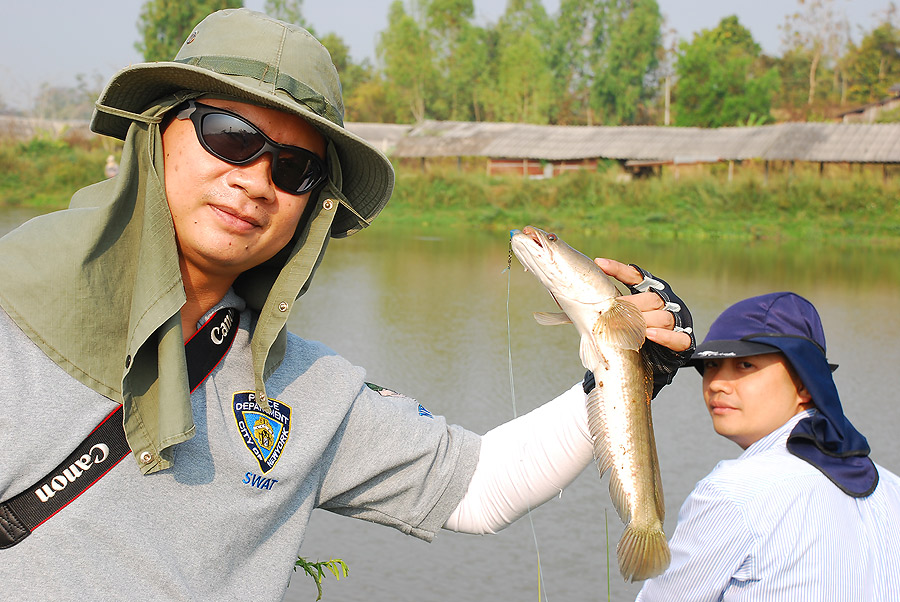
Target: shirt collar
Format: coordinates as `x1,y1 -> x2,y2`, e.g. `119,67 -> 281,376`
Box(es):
197,289 -> 246,329
741,409 -> 816,459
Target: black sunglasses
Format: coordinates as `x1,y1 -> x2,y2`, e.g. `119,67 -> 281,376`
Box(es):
174,100 -> 327,195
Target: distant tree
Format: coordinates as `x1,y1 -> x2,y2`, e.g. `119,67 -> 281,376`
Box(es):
424,0 -> 490,121
843,21 -> 900,105
674,15 -> 780,127
343,76 -> 395,123
773,48 -> 816,117
317,32 -> 376,114
485,0 -> 553,123
33,73 -> 106,121
377,0 -> 436,123
447,24 -> 492,121
136,0 -> 241,62
547,0 -> 605,124
591,0 -> 663,124
779,0 -> 849,107
263,0 -> 310,30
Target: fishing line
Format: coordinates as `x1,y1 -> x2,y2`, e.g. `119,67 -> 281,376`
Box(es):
503,241 -> 550,602
606,509 -> 611,602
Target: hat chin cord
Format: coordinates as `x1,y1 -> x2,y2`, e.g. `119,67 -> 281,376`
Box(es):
94,102 -> 164,126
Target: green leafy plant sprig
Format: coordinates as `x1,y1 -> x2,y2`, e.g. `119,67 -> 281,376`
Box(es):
294,556 -> 349,601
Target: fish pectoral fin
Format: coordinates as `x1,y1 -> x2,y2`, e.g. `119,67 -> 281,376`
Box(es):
533,311 -> 572,326
595,298 -> 646,351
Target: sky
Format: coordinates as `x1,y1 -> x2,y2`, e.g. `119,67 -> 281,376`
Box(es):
0,0 -> 892,110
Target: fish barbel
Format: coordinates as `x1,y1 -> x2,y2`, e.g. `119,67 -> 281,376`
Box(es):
509,226 -> 670,582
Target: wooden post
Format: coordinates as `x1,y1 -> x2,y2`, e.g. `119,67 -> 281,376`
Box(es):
728,160 -> 734,182
764,161 -> 769,185
819,162 -> 824,177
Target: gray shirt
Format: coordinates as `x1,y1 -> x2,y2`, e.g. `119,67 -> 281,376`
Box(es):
0,295 -> 480,600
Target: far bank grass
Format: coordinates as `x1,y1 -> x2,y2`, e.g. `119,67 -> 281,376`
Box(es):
2,138 -> 899,247
385,166 -> 900,247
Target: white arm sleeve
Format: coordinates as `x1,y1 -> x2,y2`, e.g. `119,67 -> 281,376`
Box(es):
444,382 -> 594,534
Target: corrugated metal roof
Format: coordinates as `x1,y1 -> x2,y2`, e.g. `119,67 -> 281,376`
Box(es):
382,120 -> 900,163
761,123 -> 900,162
2,115 -> 895,163
345,123 -> 411,155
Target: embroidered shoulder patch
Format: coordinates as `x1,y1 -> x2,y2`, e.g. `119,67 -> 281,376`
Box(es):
232,392 -> 291,473
365,382 -> 434,419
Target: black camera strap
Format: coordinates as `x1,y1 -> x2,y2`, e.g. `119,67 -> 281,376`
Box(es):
0,307 -> 239,549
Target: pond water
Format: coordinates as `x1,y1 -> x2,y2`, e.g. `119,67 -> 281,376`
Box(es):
2,209 -> 897,601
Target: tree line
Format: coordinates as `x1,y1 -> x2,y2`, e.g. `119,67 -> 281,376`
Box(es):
14,0 -> 900,127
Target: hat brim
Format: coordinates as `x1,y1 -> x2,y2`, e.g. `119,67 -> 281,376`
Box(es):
91,62 -> 393,238
685,339 -> 782,372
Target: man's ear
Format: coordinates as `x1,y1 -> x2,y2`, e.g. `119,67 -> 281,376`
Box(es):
797,381 -> 814,408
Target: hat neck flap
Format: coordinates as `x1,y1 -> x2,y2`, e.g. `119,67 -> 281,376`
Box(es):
746,335 -> 879,497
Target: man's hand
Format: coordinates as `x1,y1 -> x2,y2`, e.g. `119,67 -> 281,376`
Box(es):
594,258 -> 692,353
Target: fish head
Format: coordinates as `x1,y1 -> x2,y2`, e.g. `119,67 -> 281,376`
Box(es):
510,226 -> 619,305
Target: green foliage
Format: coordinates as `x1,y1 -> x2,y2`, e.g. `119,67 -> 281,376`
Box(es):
777,0 -> 847,109
875,106 -> 900,123
674,16 -> 780,127
319,32 -> 377,114
0,137 -> 119,208
136,0 -> 241,62
383,164 -> 900,247
426,0 -> 489,121
445,24 -> 492,121
33,73 -> 105,121
487,0 -> 553,123
773,47 -> 817,113
591,0 -> 663,124
547,0 -> 600,124
378,1 -> 437,123
843,22 -> 900,105
293,557 -> 349,601
263,0 -> 310,29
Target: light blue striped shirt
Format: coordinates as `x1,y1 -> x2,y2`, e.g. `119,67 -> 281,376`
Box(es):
637,411 -> 900,601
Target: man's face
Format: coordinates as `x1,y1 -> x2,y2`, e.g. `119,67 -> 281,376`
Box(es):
162,98 -> 326,283
702,353 -> 812,449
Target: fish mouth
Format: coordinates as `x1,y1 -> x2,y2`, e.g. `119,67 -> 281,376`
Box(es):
521,225 -> 558,250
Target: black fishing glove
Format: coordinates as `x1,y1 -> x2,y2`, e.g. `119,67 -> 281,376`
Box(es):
582,264 -> 695,399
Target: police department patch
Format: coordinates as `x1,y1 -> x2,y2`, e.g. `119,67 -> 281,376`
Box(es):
232,392 -> 291,473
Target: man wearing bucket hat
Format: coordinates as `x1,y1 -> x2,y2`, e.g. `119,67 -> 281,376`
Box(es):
0,9 -> 695,598
638,292 -> 900,601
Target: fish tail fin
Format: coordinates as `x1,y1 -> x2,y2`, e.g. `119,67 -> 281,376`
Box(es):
617,522 -> 671,582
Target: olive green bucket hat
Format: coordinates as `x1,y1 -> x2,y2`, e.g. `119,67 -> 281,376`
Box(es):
91,8 -> 393,237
